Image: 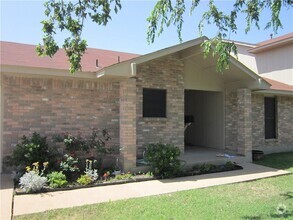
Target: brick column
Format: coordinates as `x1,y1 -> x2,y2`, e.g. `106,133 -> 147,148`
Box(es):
119,78 -> 137,171
237,88 -> 252,158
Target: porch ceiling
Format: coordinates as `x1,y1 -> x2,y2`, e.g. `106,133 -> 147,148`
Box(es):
180,46 -> 270,90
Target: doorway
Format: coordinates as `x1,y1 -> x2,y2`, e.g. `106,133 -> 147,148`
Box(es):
184,90 -> 224,150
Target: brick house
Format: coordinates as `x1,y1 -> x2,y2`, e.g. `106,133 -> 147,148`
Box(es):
0,34 -> 292,173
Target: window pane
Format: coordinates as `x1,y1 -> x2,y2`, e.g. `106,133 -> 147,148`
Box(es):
264,97 -> 276,139
143,89 -> 166,117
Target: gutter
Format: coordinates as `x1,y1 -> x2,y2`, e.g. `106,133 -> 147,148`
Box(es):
253,89 -> 293,96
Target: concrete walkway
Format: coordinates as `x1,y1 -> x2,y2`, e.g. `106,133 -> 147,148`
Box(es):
11,163 -> 290,217
1,174 -> 14,220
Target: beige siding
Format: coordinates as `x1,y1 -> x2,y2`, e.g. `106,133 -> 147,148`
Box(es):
255,45 -> 293,85
234,45 -> 258,73
183,58 -> 224,91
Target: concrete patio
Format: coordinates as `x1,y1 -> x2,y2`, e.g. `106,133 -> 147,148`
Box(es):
181,146 -> 247,167
8,163 -> 290,217
136,146 -> 247,171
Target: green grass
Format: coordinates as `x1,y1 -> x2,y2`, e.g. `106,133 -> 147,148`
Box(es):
254,152 -> 293,172
14,152 -> 293,220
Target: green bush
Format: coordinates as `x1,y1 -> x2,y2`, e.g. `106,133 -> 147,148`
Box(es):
224,161 -> 236,169
47,171 -> 68,188
114,173 -> 133,180
53,129 -> 116,156
5,132 -> 56,168
77,174 -> 93,185
53,132 -> 86,153
60,154 -> 80,181
192,163 -> 216,174
145,143 -> 181,178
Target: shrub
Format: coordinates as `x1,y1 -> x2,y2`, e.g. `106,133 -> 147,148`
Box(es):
5,132 -> 55,168
192,163 -> 216,174
87,129 -> 115,155
47,171 -> 68,188
145,143 -> 181,178
60,154 -> 79,172
19,171 -> 47,192
53,129 -> 115,156
224,161 -> 236,169
19,162 -> 48,192
114,173 -> 133,180
53,132 -> 86,153
60,154 -> 79,181
77,175 -> 93,186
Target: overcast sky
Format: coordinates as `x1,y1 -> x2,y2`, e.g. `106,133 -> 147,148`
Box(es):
1,0 -> 292,54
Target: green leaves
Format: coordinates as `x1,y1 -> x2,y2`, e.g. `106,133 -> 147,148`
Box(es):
38,0 -> 122,73
38,0 -> 291,74
147,0 -> 185,44
202,38 -> 238,72
146,0 -> 291,72
145,143 -> 181,178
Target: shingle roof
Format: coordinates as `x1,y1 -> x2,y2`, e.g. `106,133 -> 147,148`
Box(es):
248,32 -> 293,53
0,41 -> 139,72
256,32 -> 293,46
263,77 -> 293,92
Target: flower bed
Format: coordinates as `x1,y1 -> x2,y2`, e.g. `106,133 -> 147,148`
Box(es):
14,162 -> 242,195
7,133 -> 243,195
14,172 -> 155,195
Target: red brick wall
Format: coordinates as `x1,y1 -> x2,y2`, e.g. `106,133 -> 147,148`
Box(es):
2,74 -> 120,160
136,55 -> 185,152
252,94 -> 293,153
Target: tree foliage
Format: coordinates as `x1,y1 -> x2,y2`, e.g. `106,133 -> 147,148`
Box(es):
147,0 -> 292,71
39,0 -> 292,73
37,0 -> 121,73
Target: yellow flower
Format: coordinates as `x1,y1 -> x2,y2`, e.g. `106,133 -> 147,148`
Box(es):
26,166 -> 31,172
43,161 -> 49,167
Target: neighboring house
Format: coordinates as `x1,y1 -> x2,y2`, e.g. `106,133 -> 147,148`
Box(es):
0,33 -> 292,173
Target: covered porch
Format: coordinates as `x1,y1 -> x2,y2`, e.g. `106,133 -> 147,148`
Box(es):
135,145 -> 246,172
181,146 -> 246,168
99,37 -> 271,171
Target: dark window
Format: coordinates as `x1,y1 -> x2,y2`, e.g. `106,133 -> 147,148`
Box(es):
265,97 -> 277,139
143,88 -> 166,117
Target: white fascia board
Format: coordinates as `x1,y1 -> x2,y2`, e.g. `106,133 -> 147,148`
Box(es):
133,37 -> 206,64
96,62 -> 133,78
249,37 -> 293,54
224,39 -> 256,48
229,57 -> 271,90
1,65 -> 97,79
96,37 -> 207,78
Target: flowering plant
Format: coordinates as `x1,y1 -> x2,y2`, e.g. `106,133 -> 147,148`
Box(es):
84,159 -> 99,182
19,162 -> 48,192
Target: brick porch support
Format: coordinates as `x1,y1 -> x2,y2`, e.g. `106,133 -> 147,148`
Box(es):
237,88 -> 252,157
119,78 -> 137,171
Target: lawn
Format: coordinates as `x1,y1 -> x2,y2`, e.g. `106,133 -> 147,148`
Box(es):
14,152 -> 293,220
